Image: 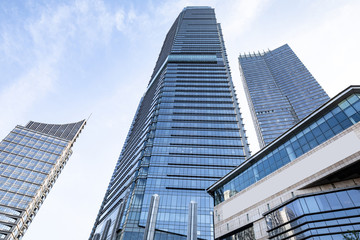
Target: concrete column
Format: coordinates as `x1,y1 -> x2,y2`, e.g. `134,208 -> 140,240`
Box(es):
143,194 -> 160,240
187,201 -> 198,240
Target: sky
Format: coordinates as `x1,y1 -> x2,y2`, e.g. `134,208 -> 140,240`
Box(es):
0,0 -> 359,239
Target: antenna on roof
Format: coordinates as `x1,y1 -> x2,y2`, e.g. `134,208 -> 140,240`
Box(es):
87,113 -> 93,122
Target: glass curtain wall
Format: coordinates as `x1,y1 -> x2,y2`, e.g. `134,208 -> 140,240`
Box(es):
239,44 -> 329,147
90,7 -> 250,240
0,120 -> 85,240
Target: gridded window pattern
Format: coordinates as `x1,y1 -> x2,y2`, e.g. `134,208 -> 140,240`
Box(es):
0,120 -> 84,240
213,93 -> 360,205
0,127 -> 67,208
265,188 -> 360,240
239,44 -> 329,147
90,7 -> 250,240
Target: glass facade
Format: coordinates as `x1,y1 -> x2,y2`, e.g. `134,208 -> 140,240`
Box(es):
239,44 -> 330,147
90,7 -> 250,240
265,188 -> 360,240
212,92 -> 360,205
0,120 -> 85,240
220,225 -> 255,240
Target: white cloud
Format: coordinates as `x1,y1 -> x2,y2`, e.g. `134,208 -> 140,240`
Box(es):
0,60 -> 55,112
115,9 -> 126,31
288,1 -> 360,97
214,0 -> 269,41
0,0 -> 128,134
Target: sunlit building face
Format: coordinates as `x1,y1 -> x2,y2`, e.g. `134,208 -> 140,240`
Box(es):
0,120 -> 86,240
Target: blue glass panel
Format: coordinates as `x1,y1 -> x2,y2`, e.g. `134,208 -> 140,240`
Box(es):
304,196 -> 320,212
353,100 -> 360,111
351,112 -> 360,123
348,189 -> 360,206
344,106 -> 356,117
315,194 -> 332,211
325,192 -> 343,210
336,191 -> 355,208
327,116 -> 339,127
299,198 -> 309,214
319,121 -> 331,133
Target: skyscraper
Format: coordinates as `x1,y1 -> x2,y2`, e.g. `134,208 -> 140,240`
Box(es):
0,120 -> 86,240
239,44 -> 329,147
90,7 -> 250,240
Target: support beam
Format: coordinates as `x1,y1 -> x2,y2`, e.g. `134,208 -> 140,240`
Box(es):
187,201 -> 198,240
143,194 -> 160,240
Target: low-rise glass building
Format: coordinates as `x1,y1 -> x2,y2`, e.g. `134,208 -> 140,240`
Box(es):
208,86 -> 360,240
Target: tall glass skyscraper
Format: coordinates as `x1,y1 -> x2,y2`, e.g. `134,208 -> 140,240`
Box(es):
90,7 -> 250,240
239,44 -> 329,147
0,120 -> 86,240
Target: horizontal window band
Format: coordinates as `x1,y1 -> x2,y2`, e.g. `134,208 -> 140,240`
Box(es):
170,134 -> 241,139
169,143 -> 243,148
173,85 -> 229,88
174,95 -> 231,98
169,78 -> 225,80
0,161 -> 51,175
165,187 -> 206,191
166,174 -> 221,179
171,126 -> 239,130
172,112 -> 235,116
0,220 -> 17,227
169,63 -> 224,66
169,152 -> 245,158
172,106 -> 234,110
172,100 -> 233,104
174,76 -> 227,79
174,90 -> 230,93
169,82 -> 228,85
0,173 -> 43,187
171,119 -> 237,123
168,162 -> 238,168
1,140 -> 62,157
0,187 -> 35,198
170,74 -> 228,77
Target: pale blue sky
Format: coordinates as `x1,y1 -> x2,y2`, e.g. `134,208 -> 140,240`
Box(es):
0,0 -> 359,239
